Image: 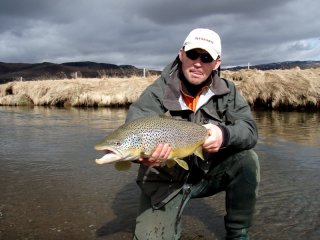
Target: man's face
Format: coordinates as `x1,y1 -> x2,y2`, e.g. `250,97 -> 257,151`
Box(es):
179,48 -> 221,85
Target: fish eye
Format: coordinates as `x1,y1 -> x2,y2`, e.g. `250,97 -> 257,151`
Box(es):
109,140 -> 121,146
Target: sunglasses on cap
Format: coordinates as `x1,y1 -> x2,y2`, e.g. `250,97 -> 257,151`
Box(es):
185,49 -> 215,63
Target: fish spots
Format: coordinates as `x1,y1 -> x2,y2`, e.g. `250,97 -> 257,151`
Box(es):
95,116 -> 208,169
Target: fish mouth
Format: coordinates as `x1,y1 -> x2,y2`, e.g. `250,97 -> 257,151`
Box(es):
94,146 -> 124,164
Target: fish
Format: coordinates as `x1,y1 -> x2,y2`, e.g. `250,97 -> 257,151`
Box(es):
94,116 -> 208,171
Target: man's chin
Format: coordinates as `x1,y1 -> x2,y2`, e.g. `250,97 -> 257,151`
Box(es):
188,76 -> 206,85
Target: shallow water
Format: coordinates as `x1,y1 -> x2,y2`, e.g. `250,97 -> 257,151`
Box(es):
0,106 -> 319,240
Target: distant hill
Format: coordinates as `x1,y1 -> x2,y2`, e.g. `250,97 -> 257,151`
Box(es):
0,61 -> 161,83
1,60 -> 320,84
223,60 -> 320,71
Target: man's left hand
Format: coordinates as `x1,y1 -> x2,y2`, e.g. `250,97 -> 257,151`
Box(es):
202,123 -> 223,153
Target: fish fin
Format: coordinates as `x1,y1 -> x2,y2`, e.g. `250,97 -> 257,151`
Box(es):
194,146 -> 204,160
159,114 -> 187,122
159,114 -> 173,119
140,152 -> 149,158
114,161 -> 132,171
174,158 -> 189,170
166,159 -> 177,168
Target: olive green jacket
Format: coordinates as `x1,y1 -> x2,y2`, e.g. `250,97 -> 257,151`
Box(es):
126,62 -> 258,208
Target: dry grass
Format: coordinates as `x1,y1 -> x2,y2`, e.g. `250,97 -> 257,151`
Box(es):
0,68 -> 319,110
221,67 -> 320,110
0,76 -> 157,107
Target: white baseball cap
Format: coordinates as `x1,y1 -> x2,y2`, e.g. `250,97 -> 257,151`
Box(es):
183,28 -> 222,60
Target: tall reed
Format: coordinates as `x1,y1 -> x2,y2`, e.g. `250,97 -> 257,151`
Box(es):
0,68 -> 319,110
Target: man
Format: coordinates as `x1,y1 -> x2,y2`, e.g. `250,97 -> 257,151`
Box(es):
126,28 -> 260,240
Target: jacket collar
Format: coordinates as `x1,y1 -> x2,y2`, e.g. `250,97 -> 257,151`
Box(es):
163,63 -> 230,111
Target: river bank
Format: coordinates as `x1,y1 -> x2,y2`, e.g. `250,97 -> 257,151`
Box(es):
0,68 -> 319,110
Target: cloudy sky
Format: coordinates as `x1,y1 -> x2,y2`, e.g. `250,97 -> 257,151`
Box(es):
1,0 -> 319,70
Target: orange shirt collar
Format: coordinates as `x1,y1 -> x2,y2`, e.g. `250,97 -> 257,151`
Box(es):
180,83 -> 208,112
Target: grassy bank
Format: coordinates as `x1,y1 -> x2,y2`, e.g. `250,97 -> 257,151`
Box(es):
222,68 -> 320,111
0,68 -> 319,110
0,76 -> 156,108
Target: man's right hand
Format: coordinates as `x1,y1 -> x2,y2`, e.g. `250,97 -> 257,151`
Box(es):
138,143 -> 172,167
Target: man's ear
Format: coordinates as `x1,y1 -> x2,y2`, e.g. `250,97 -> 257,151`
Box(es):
212,58 -> 222,70
178,48 -> 184,61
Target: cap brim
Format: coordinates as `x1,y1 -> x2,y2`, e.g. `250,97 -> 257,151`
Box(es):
184,43 -> 219,60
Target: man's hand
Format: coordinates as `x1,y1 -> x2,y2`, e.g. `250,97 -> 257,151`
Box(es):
202,123 -> 223,153
138,143 -> 172,167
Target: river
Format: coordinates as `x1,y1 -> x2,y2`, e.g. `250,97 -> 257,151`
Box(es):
0,106 -> 319,240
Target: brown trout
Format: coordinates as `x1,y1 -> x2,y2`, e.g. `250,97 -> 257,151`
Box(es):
94,116 -> 208,171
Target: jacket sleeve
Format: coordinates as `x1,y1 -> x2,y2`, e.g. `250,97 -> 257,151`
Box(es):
222,81 -> 258,150
125,78 -> 166,123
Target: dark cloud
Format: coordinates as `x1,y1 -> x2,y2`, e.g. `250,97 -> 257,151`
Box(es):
0,0 -> 77,23
127,0 -> 290,25
0,0 -> 319,69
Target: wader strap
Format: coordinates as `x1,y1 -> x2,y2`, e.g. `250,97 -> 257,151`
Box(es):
175,185 -> 192,233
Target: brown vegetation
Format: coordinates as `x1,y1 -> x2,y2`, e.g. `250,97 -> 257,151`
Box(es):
221,68 -> 320,111
0,76 -> 156,107
0,68 -> 319,110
